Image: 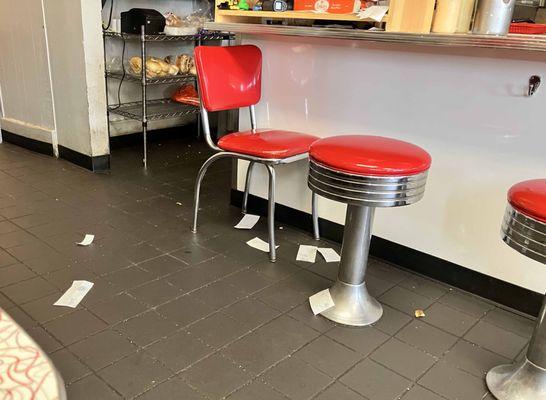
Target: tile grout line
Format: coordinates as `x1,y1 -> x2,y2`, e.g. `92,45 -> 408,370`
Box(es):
62,257 -> 305,397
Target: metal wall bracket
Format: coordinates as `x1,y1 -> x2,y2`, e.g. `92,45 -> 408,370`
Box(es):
529,75 -> 541,96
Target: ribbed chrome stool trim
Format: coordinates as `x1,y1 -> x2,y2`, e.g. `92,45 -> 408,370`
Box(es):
308,159 -> 428,207
309,161 -> 428,186
502,205 -> 546,265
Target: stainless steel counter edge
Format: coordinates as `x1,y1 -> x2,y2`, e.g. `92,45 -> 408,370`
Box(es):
205,22 -> 546,52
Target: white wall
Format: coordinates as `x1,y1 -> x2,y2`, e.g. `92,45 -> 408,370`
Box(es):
239,35 -> 546,293
0,0 -> 55,144
43,0 -> 109,157
0,0 -> 109,158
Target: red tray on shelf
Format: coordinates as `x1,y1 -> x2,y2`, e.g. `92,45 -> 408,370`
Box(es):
509,22 -> 546,34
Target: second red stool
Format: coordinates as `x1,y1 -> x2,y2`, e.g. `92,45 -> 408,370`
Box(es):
308,135 -> 432,326
487,179 -> 546,400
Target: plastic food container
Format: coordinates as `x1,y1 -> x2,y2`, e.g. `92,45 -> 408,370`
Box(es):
509,22 -> 546,34
386,0 -> 436,33
164,26 -> 198,36
472,0 -> 516,36
432,0 -> 476,34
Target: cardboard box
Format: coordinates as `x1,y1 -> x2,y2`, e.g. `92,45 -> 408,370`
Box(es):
294,0 -> 360,14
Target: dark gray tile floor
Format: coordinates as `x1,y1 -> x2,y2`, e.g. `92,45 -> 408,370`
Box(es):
0,136 -> 536,400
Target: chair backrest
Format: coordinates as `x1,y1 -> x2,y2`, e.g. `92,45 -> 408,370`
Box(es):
194,45 -> 262,112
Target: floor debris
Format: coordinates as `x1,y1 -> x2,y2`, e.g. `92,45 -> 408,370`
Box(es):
297,245 -> 340,263
246,237 -> 278,252
54,280 -> 94,308
318,247 -> 341,262
414,309 -> 426,318
234,214 -> 260,229
309,289 -> 335,315
76,234 -> 94,246
296,245 -> 318,263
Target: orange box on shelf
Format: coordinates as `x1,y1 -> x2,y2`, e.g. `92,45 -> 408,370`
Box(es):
294,0 -> 360,14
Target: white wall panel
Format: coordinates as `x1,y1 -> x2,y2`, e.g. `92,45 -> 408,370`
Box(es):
43,0 -> 108,156
238,35 -> 546,293
0,0 -> 54,143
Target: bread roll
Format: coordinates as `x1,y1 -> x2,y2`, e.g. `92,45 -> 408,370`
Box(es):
145,58 -> 163,74
168,64 -> 179,76
176,54 -> 191,74
189,57 -> 196,75
148,57 -> 169,74
129,57 -> 142,74
158,59 -> 171,74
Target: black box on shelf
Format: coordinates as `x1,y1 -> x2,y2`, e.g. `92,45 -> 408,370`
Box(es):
121,8 -> 166,35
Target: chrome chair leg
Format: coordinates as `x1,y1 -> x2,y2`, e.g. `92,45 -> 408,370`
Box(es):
242,161 -> 255,214
191,153 -> 228,233
312,192 -> 320,240
265,164 -> 276,262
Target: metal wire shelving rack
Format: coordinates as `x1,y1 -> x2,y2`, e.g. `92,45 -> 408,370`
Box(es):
105,71 -> 196,85
107,98 -> 199,121
103,30 -> 231,42
103,27 -> 233,168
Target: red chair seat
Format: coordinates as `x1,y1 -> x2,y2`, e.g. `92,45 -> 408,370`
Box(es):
218,130 -> 319,159
508,179 -> 546,223
309,135 -> 432,176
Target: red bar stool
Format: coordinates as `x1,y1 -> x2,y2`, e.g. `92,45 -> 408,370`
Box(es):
191,45 -> 320,262
308,135 -> 431,326
487,179 -> 546,400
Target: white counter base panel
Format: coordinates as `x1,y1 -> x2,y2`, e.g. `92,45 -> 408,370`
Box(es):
236,34 -> 546,293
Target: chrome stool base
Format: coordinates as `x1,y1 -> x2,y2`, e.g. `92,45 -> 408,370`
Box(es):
321,280 -> 383,326
319,205 -> 382,327
486,202 -> 546,399
487,358 -> 546,400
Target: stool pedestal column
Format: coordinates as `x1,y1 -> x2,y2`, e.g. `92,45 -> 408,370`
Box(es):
321,205 -> 383,326
487,200 -> 546,400
528,296 -> 546,368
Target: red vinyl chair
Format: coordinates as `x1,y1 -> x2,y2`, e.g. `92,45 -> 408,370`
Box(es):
191,45 -> 320,262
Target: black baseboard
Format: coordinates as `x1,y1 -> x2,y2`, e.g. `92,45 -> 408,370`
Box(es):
231,189 -> 542,316
1,130 -> 54,156
58,146 -> 110,172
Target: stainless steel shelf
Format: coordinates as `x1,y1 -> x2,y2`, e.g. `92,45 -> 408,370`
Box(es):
103,26 -> 228,168
106,71 -> 196,85
108,99 -> 199,121
103,30 -> 233,42
205,22 -> 546,52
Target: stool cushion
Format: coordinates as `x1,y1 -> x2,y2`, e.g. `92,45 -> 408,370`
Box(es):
309,135 -> 431,176
508,179 -> 546,223
218,130 -> 318,159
